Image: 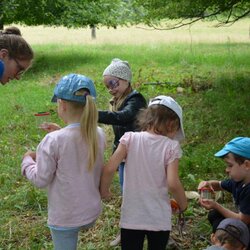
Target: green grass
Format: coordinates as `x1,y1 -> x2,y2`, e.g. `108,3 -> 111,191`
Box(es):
0,42 -> 249,249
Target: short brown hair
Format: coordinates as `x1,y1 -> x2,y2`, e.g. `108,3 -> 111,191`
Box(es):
216,228 -> 245,248
136,105 -> 180,136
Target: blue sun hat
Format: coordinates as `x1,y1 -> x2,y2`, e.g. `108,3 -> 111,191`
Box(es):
215,137 -> 250,159
51,74 -> 96,103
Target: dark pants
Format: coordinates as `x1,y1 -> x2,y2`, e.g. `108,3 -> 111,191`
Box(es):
121,228 -> 170,250
208,209 -> 225,233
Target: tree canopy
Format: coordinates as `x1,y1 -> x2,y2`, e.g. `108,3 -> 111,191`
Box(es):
133,0 -> 250,29
0,0 -> 126,29
1,0 -> 249,30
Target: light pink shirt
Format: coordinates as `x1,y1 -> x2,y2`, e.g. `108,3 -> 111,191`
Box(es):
21,125 -> 106,227
119,131 -> 182,231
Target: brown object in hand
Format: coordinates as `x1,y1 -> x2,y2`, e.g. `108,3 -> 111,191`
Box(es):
170,199 -> 180,210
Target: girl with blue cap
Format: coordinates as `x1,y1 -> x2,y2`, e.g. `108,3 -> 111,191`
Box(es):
21,74 -> 106,250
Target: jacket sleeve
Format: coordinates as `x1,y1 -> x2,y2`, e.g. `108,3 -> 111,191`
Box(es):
98,94 -> 146,125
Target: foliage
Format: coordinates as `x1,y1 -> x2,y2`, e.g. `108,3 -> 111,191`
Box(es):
0,0 -> 142,29
131,0 -> 250,29
1,0 -> 249,30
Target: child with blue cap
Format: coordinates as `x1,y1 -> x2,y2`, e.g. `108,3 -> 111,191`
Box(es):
21,74 -> 106,250
198,137 -> 250,250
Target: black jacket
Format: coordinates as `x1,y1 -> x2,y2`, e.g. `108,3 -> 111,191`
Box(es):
98,90 -> 147,151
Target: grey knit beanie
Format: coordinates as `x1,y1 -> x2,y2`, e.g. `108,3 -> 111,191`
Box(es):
103,58 -> 132,82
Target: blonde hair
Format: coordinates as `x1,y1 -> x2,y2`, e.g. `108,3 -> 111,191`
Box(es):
68,91 -> 99,171
110,85 -> 132,111
0,26 -> 34,61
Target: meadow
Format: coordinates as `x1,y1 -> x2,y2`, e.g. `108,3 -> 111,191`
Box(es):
0,19 -> 250,249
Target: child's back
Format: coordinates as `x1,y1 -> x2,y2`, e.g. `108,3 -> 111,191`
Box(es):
22,74 -> 106,250
120,131 -> 181,231
35,125 -> 105,227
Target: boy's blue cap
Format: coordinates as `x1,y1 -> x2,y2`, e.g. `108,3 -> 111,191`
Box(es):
51,74 -> 96,103
215,137 -> 250,159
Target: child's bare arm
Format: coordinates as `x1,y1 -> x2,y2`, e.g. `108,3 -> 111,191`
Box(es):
167,159 -> 187,212
200,199 -> 250,224
100,143 -> 127,199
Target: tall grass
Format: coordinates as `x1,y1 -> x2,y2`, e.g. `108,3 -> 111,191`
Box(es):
0,42 -> 249,249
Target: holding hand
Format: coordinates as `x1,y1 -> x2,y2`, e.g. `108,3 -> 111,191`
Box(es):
198,180 -> 215,192
40,122 -> 61,133
23,150 -> 36,161
170,199 -> 181,214
100,189 -> 112,200
199,198 -> 218,210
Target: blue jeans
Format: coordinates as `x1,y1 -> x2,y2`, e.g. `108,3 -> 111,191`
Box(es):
119,162 -> 125,194
49,221 -> 95,250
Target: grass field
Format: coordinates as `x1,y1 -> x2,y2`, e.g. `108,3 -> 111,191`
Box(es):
19,19 -> 250,45
0,19 -> 250,249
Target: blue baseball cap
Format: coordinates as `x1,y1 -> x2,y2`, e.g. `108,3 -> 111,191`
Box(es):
215,137 -> 250,159
51,74 -> 96,103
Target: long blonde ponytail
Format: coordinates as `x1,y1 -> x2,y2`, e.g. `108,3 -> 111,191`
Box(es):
80,95 -> 99,171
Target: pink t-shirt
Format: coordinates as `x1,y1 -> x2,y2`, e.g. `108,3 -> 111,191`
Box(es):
21,125 -> 106,227
119,131 -> 182,231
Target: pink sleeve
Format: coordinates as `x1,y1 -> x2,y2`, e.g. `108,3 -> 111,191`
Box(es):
21,135 -> 57,188
119,132 -> 132,148
165,140 -> 182,166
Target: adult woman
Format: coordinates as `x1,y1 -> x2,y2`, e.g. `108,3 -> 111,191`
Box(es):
0,26 -> 34,85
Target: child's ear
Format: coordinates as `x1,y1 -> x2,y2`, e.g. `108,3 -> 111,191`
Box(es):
210,233 -> 217,244
0,49 -> 9,58
244,159 -> 250,170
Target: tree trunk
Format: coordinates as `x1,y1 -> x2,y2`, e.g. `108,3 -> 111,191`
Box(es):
90,25 -> 96,39
0,7 -> 3,30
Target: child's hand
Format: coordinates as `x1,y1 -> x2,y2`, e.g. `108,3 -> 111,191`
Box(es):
23,150 -> 36,161
199,198 -> 217,210
170,199 -> 180,214
100,190 -> 112,200
40,122 -> 61,133
198,181 -> 215,192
